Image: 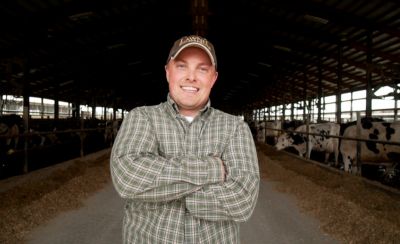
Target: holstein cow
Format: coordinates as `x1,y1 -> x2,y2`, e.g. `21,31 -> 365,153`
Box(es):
0,115 -> 22,151
265,120 -> 282,145
340,121 -> 400,173
256,120 -> 283,145
275,122 -> 340,166
282,119 -> 304,132
256,121 -> 266,143
103,120 -> 121,146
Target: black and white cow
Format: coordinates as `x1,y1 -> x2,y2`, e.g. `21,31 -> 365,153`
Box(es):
265,120 -> 283,145
340,121 -> 400,173
256,121 -> 266,143
275,122 -> 340,165
282,119 -> 304,132
256,120 -> 283,145
103,120 -> 121,146
0,114 -> 22,151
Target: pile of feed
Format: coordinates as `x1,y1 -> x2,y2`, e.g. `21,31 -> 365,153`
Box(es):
1,144 -> 399,244
0,150 -> 111,244
257,143 -> 400,244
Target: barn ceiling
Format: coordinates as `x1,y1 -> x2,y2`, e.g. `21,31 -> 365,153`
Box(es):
1,0 -> 400,114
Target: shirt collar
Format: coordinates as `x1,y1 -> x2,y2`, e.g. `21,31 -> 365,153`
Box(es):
166,94 -> 211,120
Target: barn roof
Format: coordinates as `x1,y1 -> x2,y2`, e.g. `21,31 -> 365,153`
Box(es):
1,0 -> 399,114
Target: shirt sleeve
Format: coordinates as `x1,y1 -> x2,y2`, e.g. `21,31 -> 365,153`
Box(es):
110,108 -> 224,202
185,121 -> 260,222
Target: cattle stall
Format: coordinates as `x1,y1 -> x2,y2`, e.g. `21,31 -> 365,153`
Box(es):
0,116 -> 121,180
253,114 -> 400,189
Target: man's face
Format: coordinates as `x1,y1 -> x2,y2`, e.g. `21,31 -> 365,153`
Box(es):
165,46 -> 218,117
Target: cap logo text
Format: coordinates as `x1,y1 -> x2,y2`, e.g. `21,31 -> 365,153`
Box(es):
179,36 -> 211,50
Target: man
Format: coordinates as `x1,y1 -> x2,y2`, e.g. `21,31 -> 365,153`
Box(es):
110,35 -> 260,244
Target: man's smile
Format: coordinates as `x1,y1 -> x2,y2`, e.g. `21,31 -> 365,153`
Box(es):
181,86 -> 199,93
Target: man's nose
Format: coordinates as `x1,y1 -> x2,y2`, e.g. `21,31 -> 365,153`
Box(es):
186,69 -> 196,82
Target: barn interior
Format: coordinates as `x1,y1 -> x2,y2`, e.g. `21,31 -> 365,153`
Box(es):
1,3 -> 400,242
1,0 -> 399,116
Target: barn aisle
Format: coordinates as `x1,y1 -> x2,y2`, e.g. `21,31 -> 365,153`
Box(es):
26,183 -> 124,244
26,178 -> 338,244
241,180 -> 338,244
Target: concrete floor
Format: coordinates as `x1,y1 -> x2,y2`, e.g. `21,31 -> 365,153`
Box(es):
26,179 -> 338,244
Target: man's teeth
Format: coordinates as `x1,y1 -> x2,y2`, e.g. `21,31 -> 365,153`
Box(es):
182,86 -> 199,91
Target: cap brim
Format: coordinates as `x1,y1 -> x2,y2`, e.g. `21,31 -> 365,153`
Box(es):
171,43 -> 216,67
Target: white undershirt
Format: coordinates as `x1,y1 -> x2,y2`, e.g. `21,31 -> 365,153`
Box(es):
183,115 -> 194,123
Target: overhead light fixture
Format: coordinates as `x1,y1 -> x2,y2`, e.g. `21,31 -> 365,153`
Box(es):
127,61 -> 142,66
258,62 -> 272,68
304,14 -> 329,24
273,45 -> 291,52
248,73 -> 259,77
354,67 -> 366,74
60,80 -> 74,86
107,43 -> 126,50
69,11 -> 94,21
141,72 -> 152,76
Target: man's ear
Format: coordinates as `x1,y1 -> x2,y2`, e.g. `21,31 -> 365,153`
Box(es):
165,65 -> 169,83
210,71 -> 218,87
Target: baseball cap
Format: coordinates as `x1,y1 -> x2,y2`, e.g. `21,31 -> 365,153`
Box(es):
167,35 -> 217,69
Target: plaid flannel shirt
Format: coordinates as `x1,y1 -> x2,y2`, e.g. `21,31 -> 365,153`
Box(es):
110,95 -> 260,244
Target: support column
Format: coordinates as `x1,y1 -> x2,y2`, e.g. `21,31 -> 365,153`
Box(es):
365,30 -> 373,118
92,105 -> 96,119
395,84 -> 399,121
72,102 -> 81,119
40,98 -> 44,119
303,72 -> 308,121
290,103 -> 294,121
54,98 -> 59,120
317,61 -> 323,122
23,92 -> 30,173
336,40 -> 343,124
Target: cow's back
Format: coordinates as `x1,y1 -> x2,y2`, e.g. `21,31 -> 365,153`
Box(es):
341,122 -> 400,162
265,120 -> 281,137
295,122 -> 339,153
295,122 -> 339,133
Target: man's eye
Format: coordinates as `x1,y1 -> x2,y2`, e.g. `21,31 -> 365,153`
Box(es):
199,67 -> 208,72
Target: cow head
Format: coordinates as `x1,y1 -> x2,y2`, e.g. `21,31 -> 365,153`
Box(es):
275,133 -> 294,150
0,123 -> 8,134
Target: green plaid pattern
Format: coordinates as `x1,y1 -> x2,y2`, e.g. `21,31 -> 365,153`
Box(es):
110,95 -> 260,244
